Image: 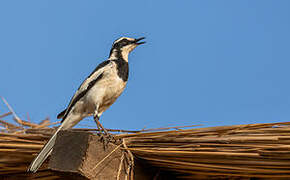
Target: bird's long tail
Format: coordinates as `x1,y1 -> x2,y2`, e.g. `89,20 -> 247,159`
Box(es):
27,125 -> 62,173
27,114 -> 82,173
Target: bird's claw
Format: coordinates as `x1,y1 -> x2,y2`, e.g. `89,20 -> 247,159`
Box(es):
98,132 -> 115,150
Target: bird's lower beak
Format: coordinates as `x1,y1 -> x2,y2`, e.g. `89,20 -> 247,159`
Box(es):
134,37 -> 146,45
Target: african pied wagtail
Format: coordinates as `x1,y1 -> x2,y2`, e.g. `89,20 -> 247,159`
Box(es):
28,37 -> 145,172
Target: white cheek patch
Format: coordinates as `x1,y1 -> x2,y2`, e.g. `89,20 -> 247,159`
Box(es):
120,44 -> 137,61
123,45 -> 137,53
129,45 -> 137,52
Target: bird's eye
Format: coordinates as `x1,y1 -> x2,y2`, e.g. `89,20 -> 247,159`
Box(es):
121,40 -> 129,46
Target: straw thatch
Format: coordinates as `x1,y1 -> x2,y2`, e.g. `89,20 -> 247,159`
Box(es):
119,122 -> 290,179
1,108 -> 290,179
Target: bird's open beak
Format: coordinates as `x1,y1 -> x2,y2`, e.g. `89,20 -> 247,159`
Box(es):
134,37 -> 146,45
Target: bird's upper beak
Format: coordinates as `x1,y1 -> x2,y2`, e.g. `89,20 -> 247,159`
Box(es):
134,37 -> 146,45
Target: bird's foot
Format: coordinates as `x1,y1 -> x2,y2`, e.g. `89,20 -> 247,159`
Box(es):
98,132 -> 115,149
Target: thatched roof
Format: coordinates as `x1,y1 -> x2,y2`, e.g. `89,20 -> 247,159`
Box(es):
1,109 -> 290,179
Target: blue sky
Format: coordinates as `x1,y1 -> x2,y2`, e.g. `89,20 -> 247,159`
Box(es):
0,1 -> 290,130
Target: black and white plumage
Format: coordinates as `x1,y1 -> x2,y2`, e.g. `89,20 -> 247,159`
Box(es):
27,37 -> 145,173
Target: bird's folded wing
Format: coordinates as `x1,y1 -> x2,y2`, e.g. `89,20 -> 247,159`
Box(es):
59,60 -> 112,121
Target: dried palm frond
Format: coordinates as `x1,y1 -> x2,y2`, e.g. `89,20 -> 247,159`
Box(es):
1,106 -> 290,179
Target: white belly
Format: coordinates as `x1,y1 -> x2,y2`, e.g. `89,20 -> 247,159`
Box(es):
85,71 -> 127,115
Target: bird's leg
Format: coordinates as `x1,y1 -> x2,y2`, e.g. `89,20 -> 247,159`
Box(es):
95,118 -> 102,134
94,114 -> 108,147
93,114 -> 109,135
97,120 -> 116,143
93,113 -> 114,148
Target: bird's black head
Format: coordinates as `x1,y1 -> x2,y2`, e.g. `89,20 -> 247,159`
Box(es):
109,37 -> 145,60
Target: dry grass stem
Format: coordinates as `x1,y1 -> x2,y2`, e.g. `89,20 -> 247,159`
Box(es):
0,103 -> 290,179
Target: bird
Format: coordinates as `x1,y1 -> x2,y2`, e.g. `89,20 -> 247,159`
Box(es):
27,37 -> 145,173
